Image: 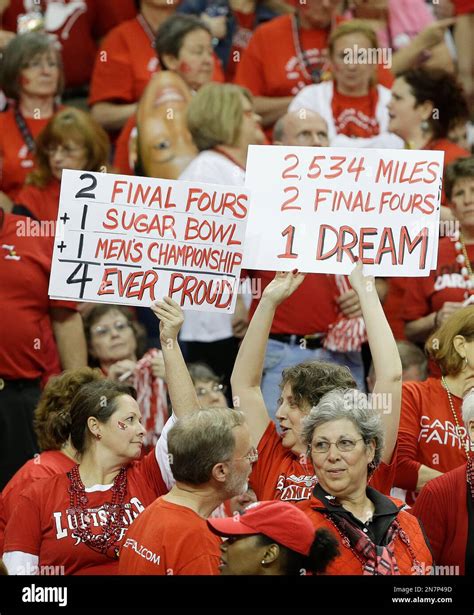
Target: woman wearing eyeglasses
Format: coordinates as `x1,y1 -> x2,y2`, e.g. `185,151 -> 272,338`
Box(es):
298,388 -> 433,575
188,362 -> 229,407
13,108 -> 110,223
83,305 -> 169,450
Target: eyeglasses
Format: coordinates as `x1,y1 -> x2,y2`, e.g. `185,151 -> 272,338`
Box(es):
91,321 -> 131,337
196,383 -> 227,397
233,447 -> 259,464
45,144 -> 85,157
311,438 -> 364,454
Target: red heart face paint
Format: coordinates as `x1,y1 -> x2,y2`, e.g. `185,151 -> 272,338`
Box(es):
117,421 -> 128,430
178,61 -> 192,74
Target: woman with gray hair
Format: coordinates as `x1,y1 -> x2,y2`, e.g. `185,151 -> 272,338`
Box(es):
298,388 -> 433,575
412,388 -> 474,576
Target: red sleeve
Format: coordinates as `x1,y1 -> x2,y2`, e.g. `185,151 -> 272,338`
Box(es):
234,28 -> 267,96
249,421 -> 284,499
402,276 -> 431,323
113,115 -> 136,175
394,383 -> 422,491
129,449 -> 168,498
411,478 -> 447,563
3,491 -> 42,555
89,26 -> 137,106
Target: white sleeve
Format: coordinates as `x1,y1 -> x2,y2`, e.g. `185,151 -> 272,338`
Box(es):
154,413 -> 178,491
3,551 -> 39,575
288,85 -> 318,114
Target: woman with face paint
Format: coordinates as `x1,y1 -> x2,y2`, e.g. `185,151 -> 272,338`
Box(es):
0,32 -> 63,210
2,299 -> 200,575
114,14 -> 223,178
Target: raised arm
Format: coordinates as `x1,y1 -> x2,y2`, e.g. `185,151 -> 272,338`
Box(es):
151,297 -> 200,418
231,271 -> 305,447
349,262 -> 402,464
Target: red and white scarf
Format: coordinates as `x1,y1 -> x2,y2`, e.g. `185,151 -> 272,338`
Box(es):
133,349 -> 168,448
324,275 -> 367,353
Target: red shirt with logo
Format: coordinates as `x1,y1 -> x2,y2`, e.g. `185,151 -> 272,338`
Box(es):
0,109 -> 49,200
331,86 -> 380,138
395,378 -> 470,503
3,453 -> 168,575
250,421 -> 397,502
118,498 -> 221,575
0,212 -> 77,380
402,238 -> 474,323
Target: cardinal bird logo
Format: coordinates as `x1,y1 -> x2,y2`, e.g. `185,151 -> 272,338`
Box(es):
1,244 -> 21,260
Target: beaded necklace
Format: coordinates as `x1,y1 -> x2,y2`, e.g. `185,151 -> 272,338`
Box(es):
453,232 -> 474,294
67,465 -> 128,560
441,376 -> 471,457
467,458 -> 474,500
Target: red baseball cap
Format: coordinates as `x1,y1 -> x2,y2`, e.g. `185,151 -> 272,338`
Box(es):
207,501 -> 315,556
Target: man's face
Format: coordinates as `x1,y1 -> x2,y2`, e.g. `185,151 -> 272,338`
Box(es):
278,111 -> 329,147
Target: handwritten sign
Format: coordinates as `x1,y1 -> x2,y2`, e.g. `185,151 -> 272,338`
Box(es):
243,146 -> 443,276
48,170 -> 249,312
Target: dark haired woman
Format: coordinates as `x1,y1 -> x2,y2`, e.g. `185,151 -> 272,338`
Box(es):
0,368 -> 103,554
2,380 -> 170,575
0,32 -> 63,209
208,499 -> 339,575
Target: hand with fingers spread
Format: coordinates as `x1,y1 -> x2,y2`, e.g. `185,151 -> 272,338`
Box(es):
261,270 -> 306,307
151,296 -> 184,346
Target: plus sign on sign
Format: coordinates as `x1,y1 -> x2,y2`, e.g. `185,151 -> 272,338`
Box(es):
48,170 -> 250,313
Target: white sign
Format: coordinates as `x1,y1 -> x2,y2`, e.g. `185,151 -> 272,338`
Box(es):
48,170 -> 249,312
244,145 -> 443,276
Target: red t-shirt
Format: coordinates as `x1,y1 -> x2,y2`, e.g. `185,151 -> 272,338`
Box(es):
331,86 -> 380,138
0,450 -> 74,553
247,271 -> 340,335
250,421 -> 396,502
0,212 -> 77,380
453,0 -> 474,15
89,17 -> 158,107
0,109 -> 50,200
234,15 -> 329,98
3,453 -> 168,575
395,378 -> 471,503
403,238 -> 474,323
2,0 -> 102,89
118,497 -> 221,575
15,180 -> 61,222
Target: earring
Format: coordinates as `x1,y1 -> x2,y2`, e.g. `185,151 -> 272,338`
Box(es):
463,357 -> 468,370
421,119 -> 430,133
261,560 -> 266,565
95,433 -> 102,440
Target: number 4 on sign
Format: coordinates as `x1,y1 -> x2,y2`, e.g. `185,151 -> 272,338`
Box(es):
66,262 -> 92,299
278,225 -> 298,259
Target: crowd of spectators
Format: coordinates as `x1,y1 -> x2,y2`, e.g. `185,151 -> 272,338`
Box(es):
1,0 -> 474,580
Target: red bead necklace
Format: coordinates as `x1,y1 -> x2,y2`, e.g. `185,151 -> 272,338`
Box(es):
67,464 -> 128,560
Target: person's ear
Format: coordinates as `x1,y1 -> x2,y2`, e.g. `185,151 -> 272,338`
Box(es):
161,53 -> 179,72
453,335 -> 467,360
468,419 -> 474,442
87,416 -> 101,440
366,440 -> 376,464
261,543 -> 279,566
419,99 -> 434,123
211,461 -> 229,484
